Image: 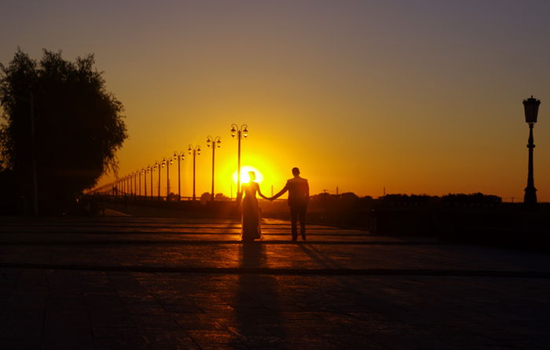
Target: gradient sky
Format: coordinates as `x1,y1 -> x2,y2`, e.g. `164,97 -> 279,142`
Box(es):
2,0 -> 550,201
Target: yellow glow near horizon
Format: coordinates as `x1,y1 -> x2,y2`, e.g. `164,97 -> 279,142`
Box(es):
232,165 -> 264,185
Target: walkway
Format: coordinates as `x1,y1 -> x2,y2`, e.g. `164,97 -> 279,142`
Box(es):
0,216 -> 549,349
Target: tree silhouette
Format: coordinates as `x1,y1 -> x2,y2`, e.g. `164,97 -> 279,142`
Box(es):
0,49 -> 127,212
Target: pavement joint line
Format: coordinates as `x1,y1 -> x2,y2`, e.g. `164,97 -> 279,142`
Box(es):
1,263 -> 549,277
0,231 -> 369,235
0,240 -> 442,245
0,227 -> 346,232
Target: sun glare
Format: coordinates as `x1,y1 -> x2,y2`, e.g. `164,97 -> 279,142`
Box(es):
232,165 -> 264,185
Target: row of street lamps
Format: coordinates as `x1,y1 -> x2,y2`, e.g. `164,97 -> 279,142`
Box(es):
92,99 -> 541,208
92,124 -> 249,202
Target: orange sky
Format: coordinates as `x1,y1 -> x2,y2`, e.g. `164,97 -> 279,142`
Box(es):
2,1 -> 550,201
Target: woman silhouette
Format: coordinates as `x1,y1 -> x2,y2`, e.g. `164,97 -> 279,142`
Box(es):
239,171 -> 268,242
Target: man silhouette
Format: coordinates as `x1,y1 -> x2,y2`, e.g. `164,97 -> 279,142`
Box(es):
271,167 -> 309,241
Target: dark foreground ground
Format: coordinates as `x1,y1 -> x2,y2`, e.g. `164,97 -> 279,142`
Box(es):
0,215 -> 549,349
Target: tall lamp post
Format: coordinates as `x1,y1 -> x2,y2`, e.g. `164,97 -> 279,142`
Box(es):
129,173 -> 133,198
142,168 -> 147,199
523,96 -> 541,209
162,157 -> 173,200
207,136 -> 221,201
154,162 -> 161,199
136,171 -> 140,198
230,124 -> 248,201
132,171 -> 140,200
120,177 -> 124,197
188,145 -> 201,201
148,165 -> 153,200
135,171 -> 139,198
174,152 -> 185,201
130,172 -> 134,198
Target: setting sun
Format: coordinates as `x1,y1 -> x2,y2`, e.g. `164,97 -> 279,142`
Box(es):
232,165 -> 264,185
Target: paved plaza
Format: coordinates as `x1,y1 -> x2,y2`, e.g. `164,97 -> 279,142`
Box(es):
0,216 -> 549,349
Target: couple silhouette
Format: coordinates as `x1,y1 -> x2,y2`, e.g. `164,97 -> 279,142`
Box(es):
238,167 -> 309,242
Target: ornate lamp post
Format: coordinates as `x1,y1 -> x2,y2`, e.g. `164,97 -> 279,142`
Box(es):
207,136 -> 221,201
136,171 -> 140,198
153,162 -> 161,199
125,175 -> 128,197
148,165 -> 153,200
135,171 -> 139,198
174,152 -> 185,201
162,157 -> 173,200
188,145 -> 201,201
129,173 -> 133,198
523,96 -> 541,209
142,168 -> 147,198
230,124 -> 248,200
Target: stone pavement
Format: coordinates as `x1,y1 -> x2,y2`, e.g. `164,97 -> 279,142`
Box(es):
0,216 -> 549,349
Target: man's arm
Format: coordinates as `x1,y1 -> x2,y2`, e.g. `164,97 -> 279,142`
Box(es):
270,183 -> 288,200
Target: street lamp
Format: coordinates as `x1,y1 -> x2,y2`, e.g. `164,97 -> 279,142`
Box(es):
188,145 -> 201,201
137,171 -> 140,197
154,161 -> 161,199
142,168 -> 147,198
523,96 -> 541,209
126,173 -> 134,199
230,124 -> 248,201
129,172 -> 133,198
136,171 -> 139,198
162,157 -> 173,200
174,151 -> 185,201
148,165 -> 153,200
207,136 -> 221,201
133,171 -> 138,199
